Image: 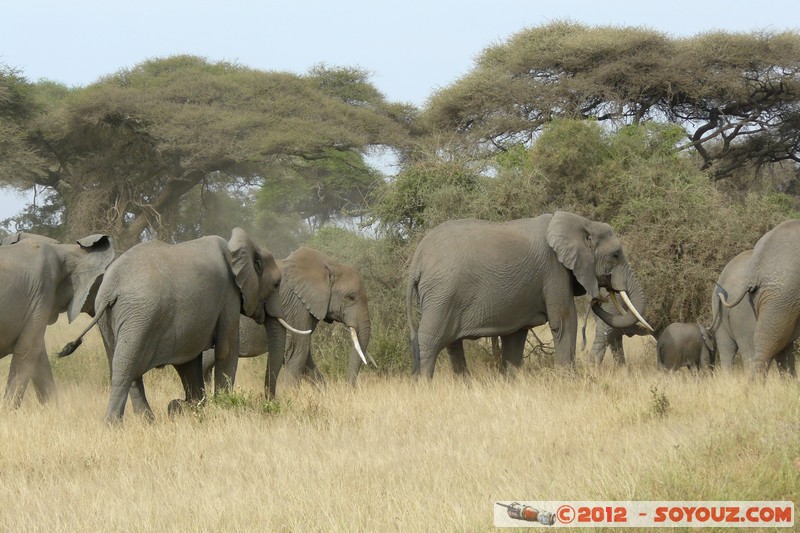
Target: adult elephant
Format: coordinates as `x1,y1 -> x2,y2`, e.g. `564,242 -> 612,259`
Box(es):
718,220 -> 800,377
0,234 -> 114,406
59,228 -> 301,422
406,212 -> 651,378
712,249 -> 796,375
202,246 -> 373,398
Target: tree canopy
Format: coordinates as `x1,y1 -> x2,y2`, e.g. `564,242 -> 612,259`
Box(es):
9,56 -> 415,247
425,22 -> 800,181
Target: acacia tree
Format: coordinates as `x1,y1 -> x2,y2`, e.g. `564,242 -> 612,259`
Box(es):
425,22 -> 800,181
13,56 -> 414,247
0,66 -> 46,189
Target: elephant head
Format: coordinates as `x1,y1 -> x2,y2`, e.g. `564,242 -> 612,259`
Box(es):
698,323 -> 716,368
227,227 -> 284,325
281,246 -> 372,378
546,211 -> 651,332
63,234 -> 116,321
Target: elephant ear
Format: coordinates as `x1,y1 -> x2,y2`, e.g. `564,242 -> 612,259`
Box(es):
67,234 -> 115,322
283,247 -> 331,321
227,228 -> 264,319
698,324 -> 715,353
2,232 -> 22,245
546,211 -> 599,298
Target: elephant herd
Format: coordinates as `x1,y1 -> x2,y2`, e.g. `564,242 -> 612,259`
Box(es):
1,212 -> 798,422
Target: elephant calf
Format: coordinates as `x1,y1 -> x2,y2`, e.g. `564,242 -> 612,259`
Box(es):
657,322 -> 715,371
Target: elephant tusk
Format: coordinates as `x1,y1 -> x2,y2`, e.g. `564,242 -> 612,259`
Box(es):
350,327 -> 368,366
278,318 -> 312,335
609,291 -> 627,315
620,290 -> 654,332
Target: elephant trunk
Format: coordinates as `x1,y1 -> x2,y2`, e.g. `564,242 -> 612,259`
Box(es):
593,264 -> 650,331
264,292 -> 312,334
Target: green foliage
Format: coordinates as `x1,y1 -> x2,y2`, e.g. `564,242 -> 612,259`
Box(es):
370,155 -> 485,239
426,22 -> 800,180
1,190 -> 65,240
258,147 -> 382,229
16,55 -> 414,246
649,385 -> 671,418
0,65 -> 48,188
529,119 -> 609,199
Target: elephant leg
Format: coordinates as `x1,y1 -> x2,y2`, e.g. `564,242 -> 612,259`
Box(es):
546,300 -> 577,368
201,349 -> 215,385
29,350 -> 57,405
446,340 -> 468,375
773,344 -> 797,378
213,331 -> 239,395
589,321 -> 612,366
750,306 -> 800,378
174,356 -> 205,402
4,333 -> 49,407
305,354 -> 326,386
105,374 -> 133,423
4,353 -> 31,408
415,315 -> 448,379
715,329 -> 738,372
608,332 -> 625,366
129,377 -> 154,420
499,329 -> 527,375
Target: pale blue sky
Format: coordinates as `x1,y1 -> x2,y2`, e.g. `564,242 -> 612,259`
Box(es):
2,0 -> 798,221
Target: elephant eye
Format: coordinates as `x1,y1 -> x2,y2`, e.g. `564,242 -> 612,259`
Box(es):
273,280 -> 281,290
346,293 -> 357,302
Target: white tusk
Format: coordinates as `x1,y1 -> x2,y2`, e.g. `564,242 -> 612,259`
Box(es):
350,327 -> 368,366
620,291 -> 654,332
609,291 -> 627,315
278,317 -> 312,335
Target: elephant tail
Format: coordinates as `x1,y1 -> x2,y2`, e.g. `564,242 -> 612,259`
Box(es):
57,296 -> 114,357
710,283 -> 726,332
406,270 -> 421,374
717,281 -> 752,310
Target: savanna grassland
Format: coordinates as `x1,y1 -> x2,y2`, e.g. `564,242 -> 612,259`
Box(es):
0,317 -> 798,532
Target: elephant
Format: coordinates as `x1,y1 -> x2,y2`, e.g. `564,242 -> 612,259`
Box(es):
0,232 -> 60,246
711,249 -> 795,375
406,212 -> 651,378
201,246 -> 373,398
716,224 -> 800,377
59,228 -> 298,422
656,322 -> 715,371
0,234 -> 115,406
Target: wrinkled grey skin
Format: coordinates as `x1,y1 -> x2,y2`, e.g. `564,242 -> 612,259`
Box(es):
406,212 -> 648,378
1,232 -> 60,246
713,247 -> 797,376
588,288 -> 653,366
61,228 -> 284,422
202,247 -> 371,398
0,235 -> 114,405
657,322 -> 715,371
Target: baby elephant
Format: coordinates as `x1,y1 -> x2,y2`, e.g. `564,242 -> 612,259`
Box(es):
657,322 -> 715,371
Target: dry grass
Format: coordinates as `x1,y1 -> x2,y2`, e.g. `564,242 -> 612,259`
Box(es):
0,317 -> 798,532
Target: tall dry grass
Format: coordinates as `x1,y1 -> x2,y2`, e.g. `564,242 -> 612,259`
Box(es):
0,317 -> 798,531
